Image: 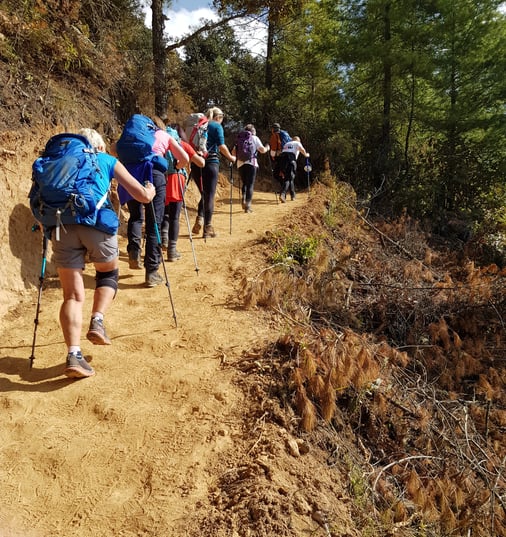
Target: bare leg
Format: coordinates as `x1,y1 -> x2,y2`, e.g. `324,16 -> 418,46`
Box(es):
58,267 -> 86,347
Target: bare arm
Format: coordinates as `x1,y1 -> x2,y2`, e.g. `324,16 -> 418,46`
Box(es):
219,144 -> 236,164
191,153 -> 206,168
257,142 -> 270,155
113,161 -> 155,203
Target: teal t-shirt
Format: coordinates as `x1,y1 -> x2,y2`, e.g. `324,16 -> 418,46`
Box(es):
94,152 -> 119,234
96,152 -> 117,190
206,121 -> 225,163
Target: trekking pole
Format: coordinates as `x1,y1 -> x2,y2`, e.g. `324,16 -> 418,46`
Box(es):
229,162 -> 234,235
177,170 -> 199,275
29,228 -> 48,369
144,182 -> 177,327
304,158 -> 312,197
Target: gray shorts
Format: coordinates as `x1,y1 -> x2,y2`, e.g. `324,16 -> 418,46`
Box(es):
51,225 -> 119,269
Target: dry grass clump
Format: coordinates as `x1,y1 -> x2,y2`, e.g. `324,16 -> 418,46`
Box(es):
251,324 -> 506,536
235,178 -> 506,536
276,328 -> 404,432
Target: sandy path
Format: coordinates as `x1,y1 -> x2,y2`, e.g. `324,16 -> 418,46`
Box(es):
0,180 -> 304,537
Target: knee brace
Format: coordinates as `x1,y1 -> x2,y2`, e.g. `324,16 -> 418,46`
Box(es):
95,268 -> 119,296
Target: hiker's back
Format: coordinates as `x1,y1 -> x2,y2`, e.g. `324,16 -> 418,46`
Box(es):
184,113 -> 208,156
29,133 -> 104,232
269,127 -> 291,157
236,129 -> 257,162
116,114 -> 168,172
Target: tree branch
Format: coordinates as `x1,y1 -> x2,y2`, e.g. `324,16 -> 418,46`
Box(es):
165,12 -> 248,52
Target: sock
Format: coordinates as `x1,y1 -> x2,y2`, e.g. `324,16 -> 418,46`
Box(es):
91,312 -> 104,321
69,346 -> 81,355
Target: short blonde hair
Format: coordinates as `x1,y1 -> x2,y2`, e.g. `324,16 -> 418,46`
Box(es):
206,107 -> 224,120
79,128 -> 106,152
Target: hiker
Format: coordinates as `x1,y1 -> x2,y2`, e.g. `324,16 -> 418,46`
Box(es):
278,136 -> 310,202
232,124 -> 270,213
269,122 -> 291,187
115,115 -> 189,287
162,125 -> 205,261
50,128 -> 156,379
191,107 -> 236,238
183,113 -> 207,235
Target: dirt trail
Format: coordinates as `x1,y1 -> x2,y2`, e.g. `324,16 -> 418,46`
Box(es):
0,180 -> 304,537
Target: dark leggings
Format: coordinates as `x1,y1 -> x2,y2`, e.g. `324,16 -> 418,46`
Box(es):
280,154 -> 297,198
162,201 -> 182,241
239,163 -> 257,206
147,170 -> 166,272
191,162 -> 204,218
126,200 -> 144,259
200,161 -> 219,226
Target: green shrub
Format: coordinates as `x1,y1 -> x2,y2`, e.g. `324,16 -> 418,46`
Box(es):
271,234 -> 319,266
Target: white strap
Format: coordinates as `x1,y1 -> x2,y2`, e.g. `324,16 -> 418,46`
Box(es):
96,191 -> 109,211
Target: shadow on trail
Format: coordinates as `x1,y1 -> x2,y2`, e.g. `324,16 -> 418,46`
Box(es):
0,355 -> 82,392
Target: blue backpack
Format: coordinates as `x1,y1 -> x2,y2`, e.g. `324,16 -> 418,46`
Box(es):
29,133 -> 111,237
279,129 -> 292,149
236,130 -> 256,161
116,114 -> 168,172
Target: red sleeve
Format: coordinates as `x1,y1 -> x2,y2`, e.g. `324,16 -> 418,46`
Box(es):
181,140 -> 196,159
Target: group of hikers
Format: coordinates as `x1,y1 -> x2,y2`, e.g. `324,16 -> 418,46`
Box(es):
28,108 -> 309,379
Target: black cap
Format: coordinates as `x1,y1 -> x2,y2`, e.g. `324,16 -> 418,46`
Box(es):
272,123 -> 280,131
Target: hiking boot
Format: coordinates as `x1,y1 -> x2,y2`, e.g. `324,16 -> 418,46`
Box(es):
280,193 -> 286,203
241,196 -> 247,210
203,224 -> 217,238
128,254 -> 142,270
167,241 -> 182,262
64,351 -> 95,379
192,216 -> 204,235
245,204 -> 253,213
291,194 -> 296,201
145,271 -> 164,288
168,250 -> 182,262
86,317 -> 111,345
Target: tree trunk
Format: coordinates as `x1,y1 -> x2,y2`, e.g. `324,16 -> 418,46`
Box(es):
379,2 -> 392,188
152,0 -> 167,117
265,12 -> 275,91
